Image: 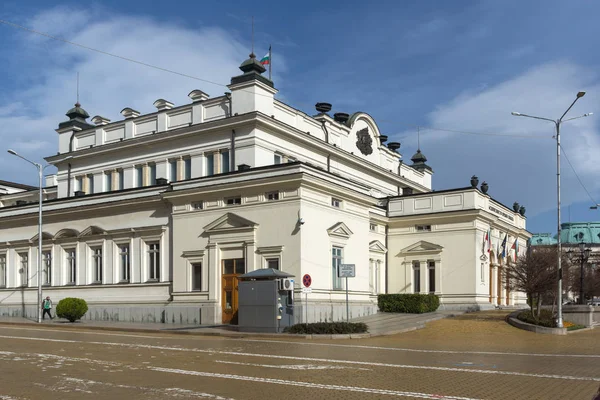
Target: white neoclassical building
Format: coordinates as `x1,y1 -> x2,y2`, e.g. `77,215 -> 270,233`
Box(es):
0,53 -> 531,324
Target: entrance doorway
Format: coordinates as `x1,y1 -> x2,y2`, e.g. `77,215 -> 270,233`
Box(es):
222,258 -> 245,324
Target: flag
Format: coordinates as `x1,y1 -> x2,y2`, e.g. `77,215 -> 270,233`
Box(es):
487,229 -> 491,253
482,231 -> 487,254
501,233 -> 508,259
511,239 -> 518,261
260,51 -> 270,66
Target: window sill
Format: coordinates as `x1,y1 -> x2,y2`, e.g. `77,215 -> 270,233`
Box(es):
146,279 -> 160,283
65,283 -> 76,286
89,282 -> 103,286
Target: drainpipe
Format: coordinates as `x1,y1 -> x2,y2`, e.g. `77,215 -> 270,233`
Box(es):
385,204 -> 389,294
67,132 -> 76,196
321,120 -> 329,144
231,129 -> 236,171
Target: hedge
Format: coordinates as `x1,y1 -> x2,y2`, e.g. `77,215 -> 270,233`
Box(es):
56,297 -> 88,322
284,322 -> 368,334
517,309 -> 556,328
377,294 -> 440,313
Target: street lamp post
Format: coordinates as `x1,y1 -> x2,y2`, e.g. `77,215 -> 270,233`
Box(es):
512,91 -> 592,327
8,149 -> 49,323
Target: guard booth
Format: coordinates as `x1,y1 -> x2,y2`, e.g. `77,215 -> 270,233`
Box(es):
237,268 -> 295,333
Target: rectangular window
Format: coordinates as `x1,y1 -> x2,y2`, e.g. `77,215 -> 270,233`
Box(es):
87,174 -> 95,194
221,151 -> 230,173
206,154 -> 215,176
223,258 -> 245,275
192,263 -> 202,291
370,223 -> 377,232
332,247 -> 343,290
92,247 -> 103,283
413,261 -> 421,293
266,258 -> 280,270
119,244 -> 130,282
75,176 -> 83,192
135,165 -> 143,187
266,191 -> 279,201
331,198 -> 342,208
416,225 -> 432,232
274,154 -> 282,164
169,160 -> 177,182
149,164 -> 157,185
66,249 -> 76,284
226,197 -> 241,206
0,255 -> 5,287
184,158 -> 192,180
118,169 -> 124,190
104,172 -> 112,192
19,253 -> 28,287
148,242 -> 160,281
428,261 -> 435,293
42,251 -> 52,285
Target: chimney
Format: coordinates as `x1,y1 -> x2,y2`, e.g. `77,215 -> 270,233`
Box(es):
153,99 -> 174,111
237,164 -> 251,171
120,107 -> 140,119
333,112 -> 349,124
91,115 -> 111,126
156,178 -> 168,185
188,90 -> 210,103
74,191 -> 85,197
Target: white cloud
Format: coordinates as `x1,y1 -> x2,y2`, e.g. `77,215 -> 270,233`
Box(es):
407,61 -> 600,218
0,7 -> 257,184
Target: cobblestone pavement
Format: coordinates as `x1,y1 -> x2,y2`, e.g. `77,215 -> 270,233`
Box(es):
0,311 -> 598,400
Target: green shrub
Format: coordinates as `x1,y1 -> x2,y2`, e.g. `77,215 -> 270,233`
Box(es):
377,294 -> 440,313
517,309 -> 556,328
56,297 -> 88,322
284,322 -> 368,335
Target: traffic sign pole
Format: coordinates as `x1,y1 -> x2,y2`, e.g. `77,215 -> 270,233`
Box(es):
302,274 -> 312,327
346,276 -> 349,322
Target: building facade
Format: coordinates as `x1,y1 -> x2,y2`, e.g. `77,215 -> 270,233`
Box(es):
0,54 -> 531,324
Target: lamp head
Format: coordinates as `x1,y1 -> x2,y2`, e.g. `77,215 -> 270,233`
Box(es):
511,112 -> 521,116
577,91 -> 586,98
7,149 -> 17,156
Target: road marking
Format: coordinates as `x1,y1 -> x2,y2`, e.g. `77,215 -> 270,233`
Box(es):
236,338 -> 600,359
2,325 -> 597,359
0,334 -> 598,382
149,366 -> 481,400
215,360 -> 371,371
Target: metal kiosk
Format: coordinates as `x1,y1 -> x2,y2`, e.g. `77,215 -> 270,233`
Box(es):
237,268 -> 295,333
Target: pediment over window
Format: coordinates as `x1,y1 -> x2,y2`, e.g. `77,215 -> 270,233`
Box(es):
79,225 -> 107,237
397,240 -> 443,256
202,213 -> 258,234
327,222 -> 353,239
30,232 -> 54,242
369,240 -> 387,254
54,228 -> 80,239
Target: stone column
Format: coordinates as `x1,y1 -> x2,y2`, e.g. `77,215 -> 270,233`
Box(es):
177,157 -> 184,181
111,169 -> 119,191
142,164 -> 149,187
214,151 -> 221,174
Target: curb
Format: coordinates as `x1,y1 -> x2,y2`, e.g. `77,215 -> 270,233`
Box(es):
506,310 -> 567,335
0,320 -> 376,340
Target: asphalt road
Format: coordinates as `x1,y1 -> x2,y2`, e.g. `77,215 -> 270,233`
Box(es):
0,315 -> 598,400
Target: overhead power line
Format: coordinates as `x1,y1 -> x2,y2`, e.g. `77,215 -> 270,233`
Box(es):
0,18 -> 565,142
560,146 -> 598,206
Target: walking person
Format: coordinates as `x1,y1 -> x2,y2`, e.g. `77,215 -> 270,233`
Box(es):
41,296 -> 53,320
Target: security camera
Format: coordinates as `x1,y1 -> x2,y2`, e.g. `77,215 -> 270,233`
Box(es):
299,218 -> 305,225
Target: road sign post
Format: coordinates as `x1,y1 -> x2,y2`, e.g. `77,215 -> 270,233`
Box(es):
339,264 -> 355,323
302,274 -> 312,326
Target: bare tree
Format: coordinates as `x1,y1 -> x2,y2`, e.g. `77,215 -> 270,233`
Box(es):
502,247 -> 560,320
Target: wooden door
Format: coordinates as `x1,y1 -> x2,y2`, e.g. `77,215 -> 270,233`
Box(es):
221,258 -> 245,324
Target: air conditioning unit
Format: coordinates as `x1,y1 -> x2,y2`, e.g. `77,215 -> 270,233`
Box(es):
279,278 -> 294,291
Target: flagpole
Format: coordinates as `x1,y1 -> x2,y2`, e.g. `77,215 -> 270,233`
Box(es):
269,45 -> 272,80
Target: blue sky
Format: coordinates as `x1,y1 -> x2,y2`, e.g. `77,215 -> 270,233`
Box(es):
1,0 -> 600,234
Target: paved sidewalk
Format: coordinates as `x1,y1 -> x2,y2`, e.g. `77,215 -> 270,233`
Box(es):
0,310 -> 461,339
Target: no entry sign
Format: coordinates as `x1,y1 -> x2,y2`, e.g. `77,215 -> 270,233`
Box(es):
302,274 -> 312,288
